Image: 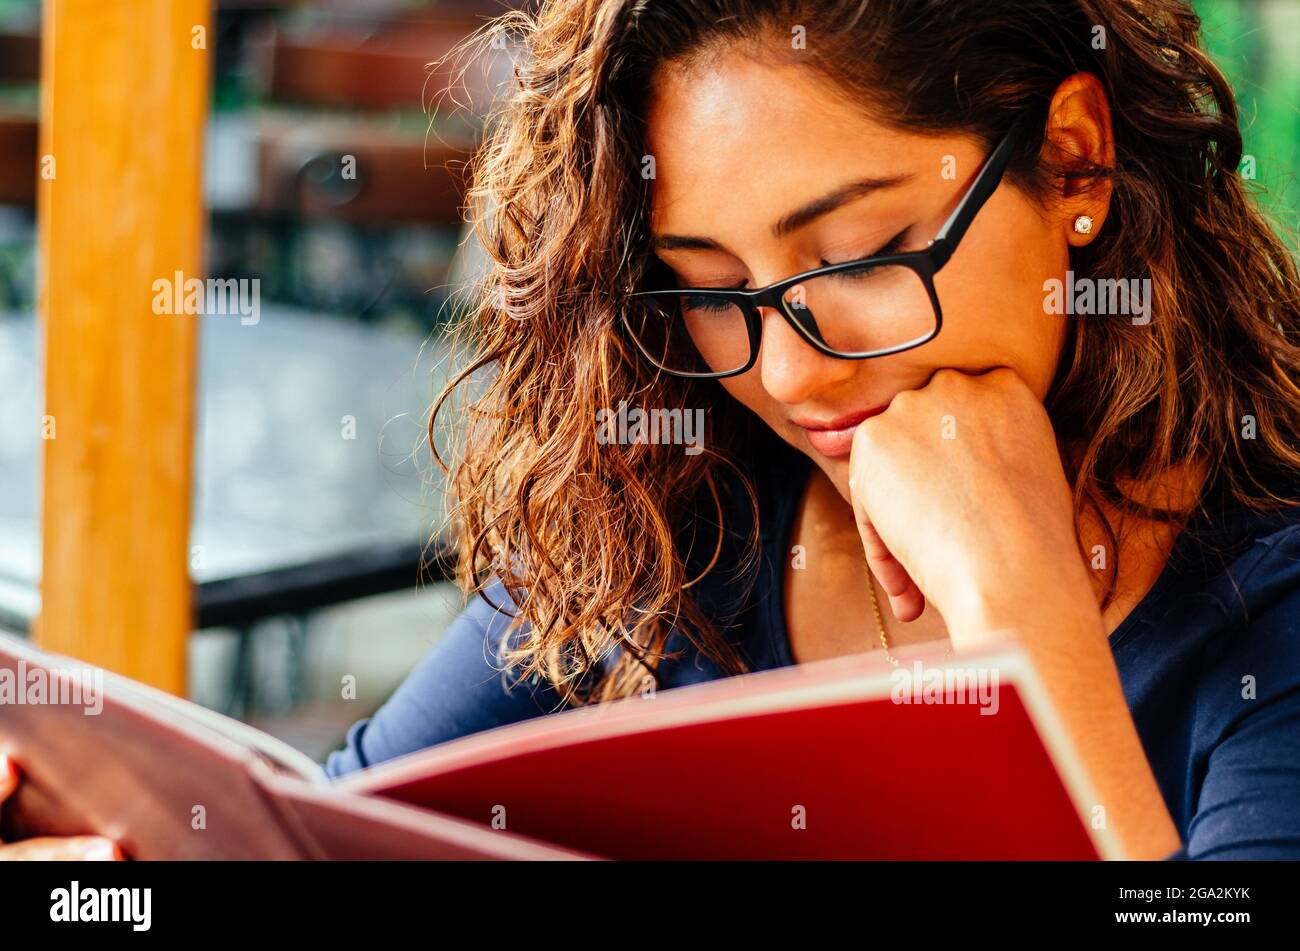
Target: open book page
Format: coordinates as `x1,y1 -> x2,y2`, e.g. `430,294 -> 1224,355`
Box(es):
96,666 -> 327,784
0,633 -> 312,857
0,633 -> 325,783
0,632 -> 598,858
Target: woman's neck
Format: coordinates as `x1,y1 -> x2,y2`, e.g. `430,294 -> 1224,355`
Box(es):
1071,455 -> 1208,632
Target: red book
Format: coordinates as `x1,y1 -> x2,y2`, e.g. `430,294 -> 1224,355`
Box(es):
0,633 -> 1118,859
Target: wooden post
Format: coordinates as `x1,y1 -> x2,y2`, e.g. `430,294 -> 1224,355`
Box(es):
35,0 -> 211,693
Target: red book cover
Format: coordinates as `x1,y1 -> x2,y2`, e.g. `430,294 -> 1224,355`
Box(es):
339,643 -> 1119,860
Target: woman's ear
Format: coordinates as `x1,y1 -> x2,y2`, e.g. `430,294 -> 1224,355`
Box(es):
1042,72 -> 1115,247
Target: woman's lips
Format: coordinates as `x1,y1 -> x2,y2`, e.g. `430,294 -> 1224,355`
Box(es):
794,404 -> 889,459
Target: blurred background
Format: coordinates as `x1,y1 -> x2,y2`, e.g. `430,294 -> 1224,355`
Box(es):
0,0 -> 1295,761
0,0 -> 515,758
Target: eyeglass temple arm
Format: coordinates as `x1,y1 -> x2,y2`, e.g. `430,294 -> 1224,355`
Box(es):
927,116 -> 1031,269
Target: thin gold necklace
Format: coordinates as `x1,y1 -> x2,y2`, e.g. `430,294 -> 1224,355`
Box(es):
864,570 -> 900,667
864,562 -> 954,665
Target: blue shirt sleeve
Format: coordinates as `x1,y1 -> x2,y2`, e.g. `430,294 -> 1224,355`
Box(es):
1181,525 -> 1300,859
323,577 -> 564,779
1184,689 -> 1300,858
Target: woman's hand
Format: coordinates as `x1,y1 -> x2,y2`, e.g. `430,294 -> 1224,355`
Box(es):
0,754 -> 123,861
848,365 -> 1093,645
848,366 -> 1183,858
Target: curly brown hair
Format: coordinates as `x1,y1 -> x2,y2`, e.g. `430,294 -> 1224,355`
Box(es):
427,0 -> 1300,706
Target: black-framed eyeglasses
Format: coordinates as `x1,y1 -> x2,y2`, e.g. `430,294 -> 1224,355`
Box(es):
621,114 -> 1031,379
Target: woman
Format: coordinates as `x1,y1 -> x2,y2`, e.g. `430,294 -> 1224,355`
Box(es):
5,0 -> 1299,860
319,0 -> 1300,861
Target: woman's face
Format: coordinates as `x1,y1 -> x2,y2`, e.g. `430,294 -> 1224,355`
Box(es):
644,55 -> 1073,502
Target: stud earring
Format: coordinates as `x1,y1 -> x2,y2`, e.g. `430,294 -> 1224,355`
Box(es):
1073,214 -> 1094,235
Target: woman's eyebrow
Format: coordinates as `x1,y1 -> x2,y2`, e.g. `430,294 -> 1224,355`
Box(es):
651,172 -> 914,251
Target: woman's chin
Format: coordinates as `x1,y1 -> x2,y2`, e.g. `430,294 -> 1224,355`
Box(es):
805,453 -> 855,508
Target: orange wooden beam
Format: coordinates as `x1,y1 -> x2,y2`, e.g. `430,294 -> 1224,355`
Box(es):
36,0 -> 211,693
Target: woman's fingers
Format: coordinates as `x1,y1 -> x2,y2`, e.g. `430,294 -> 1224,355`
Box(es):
848,414 -> 930,625
0,836 -> 122,861
0,754 -> 17,803
855,513 -> 927,623
850,472 -> 928,621
0,755 -> 125,860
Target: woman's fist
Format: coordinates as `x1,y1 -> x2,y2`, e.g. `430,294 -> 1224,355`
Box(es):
848,366 -> 1089,645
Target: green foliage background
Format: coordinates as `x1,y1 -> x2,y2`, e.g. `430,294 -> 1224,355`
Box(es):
1196,0 -> 1300,248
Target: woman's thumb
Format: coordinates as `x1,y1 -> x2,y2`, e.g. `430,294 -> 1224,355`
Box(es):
0,754 -> 18,802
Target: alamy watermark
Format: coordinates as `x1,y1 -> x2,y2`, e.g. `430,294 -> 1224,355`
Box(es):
889,660 -> 1001,715
152,271 -> 260,325
0,661 -> 103,715
50,881 -> 150,931
595,400 -> 705,455
1043,270 -> 1152,325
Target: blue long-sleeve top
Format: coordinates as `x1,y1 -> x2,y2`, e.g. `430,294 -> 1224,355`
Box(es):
325,431 -> 1300,860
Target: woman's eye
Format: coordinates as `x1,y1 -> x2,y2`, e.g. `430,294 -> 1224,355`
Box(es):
821,228 -> 910,267
682,294 -> 736,313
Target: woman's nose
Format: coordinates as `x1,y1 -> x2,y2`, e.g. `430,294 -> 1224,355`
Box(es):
757,307 -> 858,405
